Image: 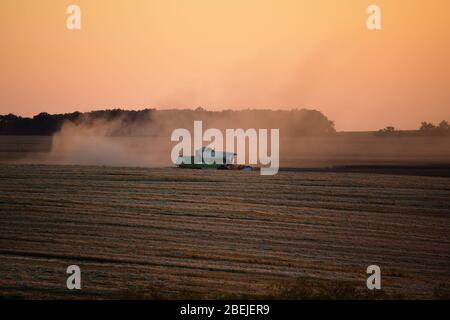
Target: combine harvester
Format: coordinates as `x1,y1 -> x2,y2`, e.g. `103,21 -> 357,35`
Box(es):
176,147 -> 253,171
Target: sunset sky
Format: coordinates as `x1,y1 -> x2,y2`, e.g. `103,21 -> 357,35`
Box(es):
0,0 -> 449,131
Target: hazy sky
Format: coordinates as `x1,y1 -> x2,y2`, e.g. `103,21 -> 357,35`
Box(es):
0,0 -> 449,131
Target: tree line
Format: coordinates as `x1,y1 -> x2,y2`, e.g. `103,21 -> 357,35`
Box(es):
0,108 -> 336,136
376,121 -> 450,136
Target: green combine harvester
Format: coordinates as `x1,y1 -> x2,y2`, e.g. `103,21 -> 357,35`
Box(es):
176,147 -> 253,171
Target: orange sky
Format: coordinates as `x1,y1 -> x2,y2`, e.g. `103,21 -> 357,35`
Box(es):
0,0 -> 449,131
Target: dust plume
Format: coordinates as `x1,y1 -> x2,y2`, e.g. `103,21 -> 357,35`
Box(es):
45,116 -> 172,167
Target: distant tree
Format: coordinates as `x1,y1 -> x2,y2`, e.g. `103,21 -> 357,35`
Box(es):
420,122 -> 436,131
418,121 -> 450,136
438,120 -> 449,132
34,112 -> 51,120
376,126 -> 396,136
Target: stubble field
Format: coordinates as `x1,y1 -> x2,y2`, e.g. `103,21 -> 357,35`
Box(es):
0,164 -> 449,299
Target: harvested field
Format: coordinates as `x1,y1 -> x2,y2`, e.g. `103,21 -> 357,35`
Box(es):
0,164 -> 449,299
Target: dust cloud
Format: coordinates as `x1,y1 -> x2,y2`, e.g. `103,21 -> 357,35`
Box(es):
46,117 -> 172,167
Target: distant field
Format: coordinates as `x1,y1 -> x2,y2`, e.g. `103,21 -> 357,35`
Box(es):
0,136 -> 52,162
2,135 -> 450,168
0,165 -> 449,299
